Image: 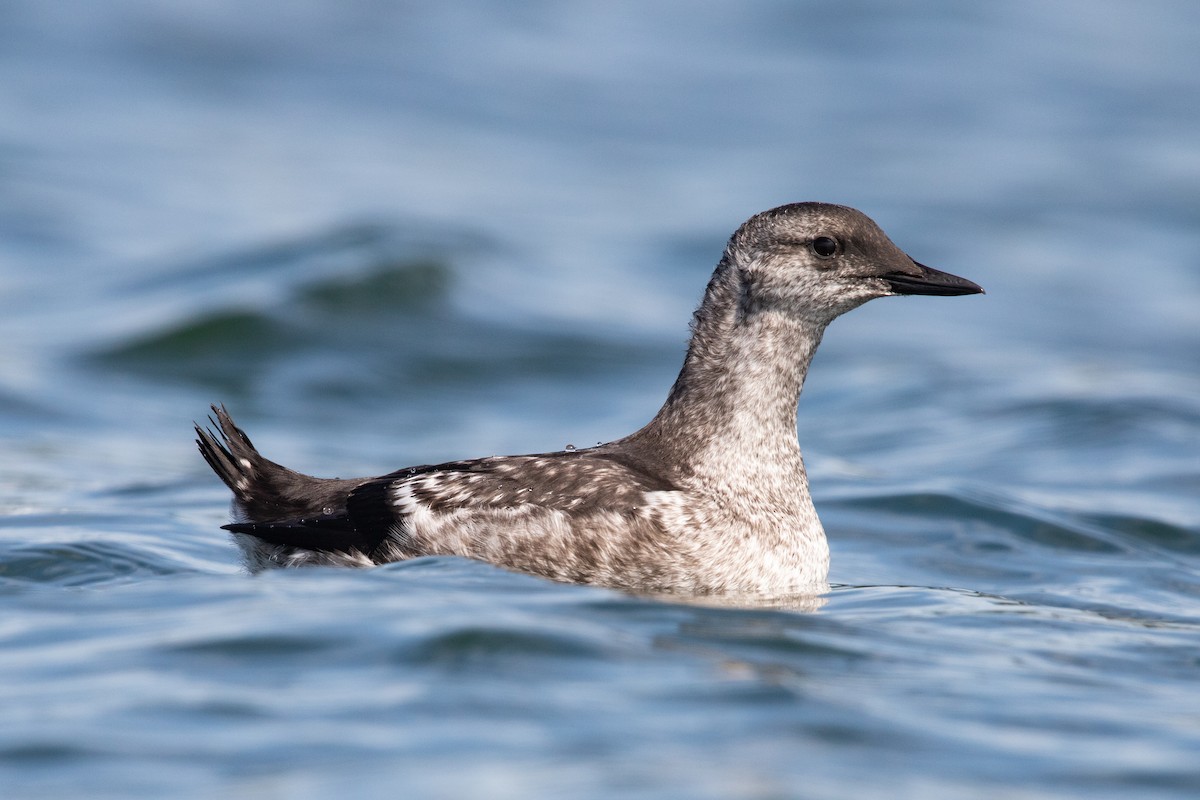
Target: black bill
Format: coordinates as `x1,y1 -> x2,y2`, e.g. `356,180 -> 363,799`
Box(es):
883,260 -> 985,297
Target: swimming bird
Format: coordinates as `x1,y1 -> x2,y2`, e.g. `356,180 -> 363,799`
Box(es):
196,203 -> 982,594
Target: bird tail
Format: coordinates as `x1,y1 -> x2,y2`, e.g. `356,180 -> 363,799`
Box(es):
194,404 -> 354,523
195,406 -> 391,570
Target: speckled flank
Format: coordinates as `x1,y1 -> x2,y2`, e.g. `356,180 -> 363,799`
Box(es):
195,202 -> 982,595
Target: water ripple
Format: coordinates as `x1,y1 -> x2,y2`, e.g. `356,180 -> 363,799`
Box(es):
0,538 -> 180,588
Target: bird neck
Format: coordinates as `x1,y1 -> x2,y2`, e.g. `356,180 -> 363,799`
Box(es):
632,257 -> 827,487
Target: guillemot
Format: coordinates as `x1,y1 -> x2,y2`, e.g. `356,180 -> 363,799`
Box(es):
196,203 -> 982,594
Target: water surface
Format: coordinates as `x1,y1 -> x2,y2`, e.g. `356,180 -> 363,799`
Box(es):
2,2 -> 1199,798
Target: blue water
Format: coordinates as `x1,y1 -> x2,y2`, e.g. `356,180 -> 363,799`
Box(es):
2,1 -> 1199,797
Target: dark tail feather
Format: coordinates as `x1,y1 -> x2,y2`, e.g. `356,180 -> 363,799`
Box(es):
194,405 -> 365,523
194,405 -> 256,500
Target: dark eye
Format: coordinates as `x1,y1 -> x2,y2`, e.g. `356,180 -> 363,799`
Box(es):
812,236 -> 839,258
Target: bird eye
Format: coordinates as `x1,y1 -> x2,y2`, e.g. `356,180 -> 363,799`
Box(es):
812,236 -> 839,258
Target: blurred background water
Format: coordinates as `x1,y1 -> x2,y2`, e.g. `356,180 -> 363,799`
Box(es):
2,1 -> 1199,798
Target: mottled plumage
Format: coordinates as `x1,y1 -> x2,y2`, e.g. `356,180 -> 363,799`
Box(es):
196,203 -> 982,594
